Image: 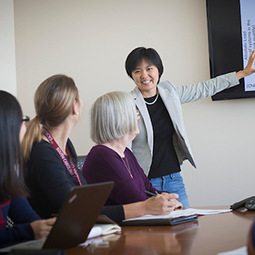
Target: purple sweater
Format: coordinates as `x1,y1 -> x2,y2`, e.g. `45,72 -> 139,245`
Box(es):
82,145 -> 161,205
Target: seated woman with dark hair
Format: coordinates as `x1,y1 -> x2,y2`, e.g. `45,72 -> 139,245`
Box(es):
82,91 -> 182,210
0,90 -> 55,246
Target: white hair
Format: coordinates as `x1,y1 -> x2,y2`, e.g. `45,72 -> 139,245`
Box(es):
91,91 -> 137,144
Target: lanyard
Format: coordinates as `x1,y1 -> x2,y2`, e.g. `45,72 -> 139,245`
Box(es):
42,126 -> 82,186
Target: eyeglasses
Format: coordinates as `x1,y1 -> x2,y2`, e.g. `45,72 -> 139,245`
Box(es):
22,115 -> 30,122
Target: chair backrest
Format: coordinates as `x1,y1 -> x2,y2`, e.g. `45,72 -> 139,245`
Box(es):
76,155 -> 86,171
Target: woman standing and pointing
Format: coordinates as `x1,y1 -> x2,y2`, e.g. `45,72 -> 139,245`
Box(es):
125,47 -> 255,207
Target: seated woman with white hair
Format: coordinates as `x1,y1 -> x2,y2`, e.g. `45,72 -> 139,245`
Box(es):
82,91 -> 182,210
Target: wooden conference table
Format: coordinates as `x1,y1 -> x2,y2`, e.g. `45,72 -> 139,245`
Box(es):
67,207 -> 255,255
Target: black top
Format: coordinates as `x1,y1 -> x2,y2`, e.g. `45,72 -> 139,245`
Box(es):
25,139 -> 124,223
145,94 -> 181,179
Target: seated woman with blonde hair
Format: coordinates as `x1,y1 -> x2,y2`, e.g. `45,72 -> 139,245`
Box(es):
82,91 -> 182,210
23,75 -> 181,224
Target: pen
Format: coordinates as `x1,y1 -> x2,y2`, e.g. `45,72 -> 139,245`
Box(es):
145,190 -> 158,197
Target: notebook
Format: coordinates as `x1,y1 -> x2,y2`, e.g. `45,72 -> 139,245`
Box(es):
0,182 -> 114,253
120,214 -> 198,226
120,208 -> 232,226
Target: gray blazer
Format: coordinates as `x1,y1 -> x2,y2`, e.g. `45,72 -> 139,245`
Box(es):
130,72 -> 239,176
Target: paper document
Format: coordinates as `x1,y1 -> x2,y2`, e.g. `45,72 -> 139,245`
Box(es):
217,246 -> 247,255
87,223 -> 121,239
123,208 -> 232,222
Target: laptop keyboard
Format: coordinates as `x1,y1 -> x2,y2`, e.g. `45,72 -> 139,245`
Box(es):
0,239 -> 45,253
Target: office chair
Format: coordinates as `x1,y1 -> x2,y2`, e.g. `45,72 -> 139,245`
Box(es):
76,155 -> 86,171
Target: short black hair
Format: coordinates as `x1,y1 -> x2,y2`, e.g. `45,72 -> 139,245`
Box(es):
125,47 -> 164,83
0,90 -> 27,202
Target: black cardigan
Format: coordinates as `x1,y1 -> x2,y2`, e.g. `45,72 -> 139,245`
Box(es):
25,139 -> 124,222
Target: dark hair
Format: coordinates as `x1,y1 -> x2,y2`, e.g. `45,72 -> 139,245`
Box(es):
125,47 -> 164,83
0,90 -> 27,202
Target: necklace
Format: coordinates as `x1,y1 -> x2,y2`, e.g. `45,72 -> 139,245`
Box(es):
121,157 -> 133,179
104,143 -> 134,179
144,93 -> 159,105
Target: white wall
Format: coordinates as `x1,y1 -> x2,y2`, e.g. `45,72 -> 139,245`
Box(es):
13,0 -> 255,207
0,0 -> 17,95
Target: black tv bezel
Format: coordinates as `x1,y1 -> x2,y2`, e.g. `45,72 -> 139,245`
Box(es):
206,0 -> 255,101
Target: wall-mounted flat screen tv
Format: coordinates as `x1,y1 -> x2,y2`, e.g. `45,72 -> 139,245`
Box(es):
206,0 -> 255,101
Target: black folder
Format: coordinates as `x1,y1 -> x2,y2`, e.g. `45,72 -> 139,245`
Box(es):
120,214 -> 198,226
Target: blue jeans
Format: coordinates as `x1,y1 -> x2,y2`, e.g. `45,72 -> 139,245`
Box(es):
150,172 -> 190,208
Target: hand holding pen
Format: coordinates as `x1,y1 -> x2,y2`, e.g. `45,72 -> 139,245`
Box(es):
145,190 -> 159,197
144,190 -> 182,214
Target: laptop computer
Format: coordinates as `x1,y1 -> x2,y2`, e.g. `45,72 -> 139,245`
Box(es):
0,181 -> 114,253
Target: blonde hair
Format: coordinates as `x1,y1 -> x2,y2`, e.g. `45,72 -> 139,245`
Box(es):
22,74 -> 79,161
91,91 -> 137,144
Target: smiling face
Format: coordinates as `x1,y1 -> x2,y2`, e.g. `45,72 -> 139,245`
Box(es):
131,59 -> 159,98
